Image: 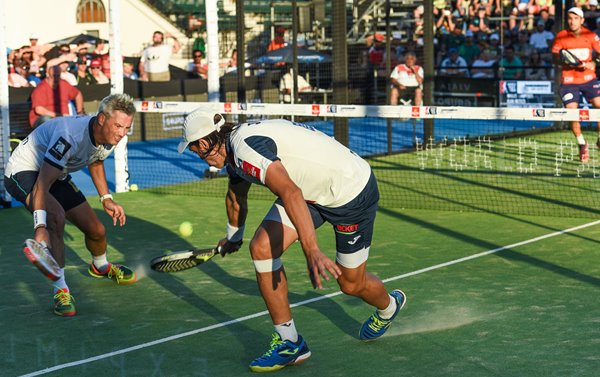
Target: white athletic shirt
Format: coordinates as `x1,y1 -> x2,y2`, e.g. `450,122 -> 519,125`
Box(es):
227,119 -> 372,208
5,116 -> 114,180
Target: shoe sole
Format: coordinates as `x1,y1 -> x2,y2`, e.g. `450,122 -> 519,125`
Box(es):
249,351 -> 311,373
54,309 -> 76,317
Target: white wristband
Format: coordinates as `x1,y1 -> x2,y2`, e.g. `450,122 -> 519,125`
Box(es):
33,209 -> 47,229
226,223 -> 245,243
99,193 -> 113,203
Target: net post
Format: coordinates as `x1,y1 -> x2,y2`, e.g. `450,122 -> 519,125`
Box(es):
0,3 -> 12,207
332,0 -> 349,146
423,0 -> 435,143
109,0 -> 129,193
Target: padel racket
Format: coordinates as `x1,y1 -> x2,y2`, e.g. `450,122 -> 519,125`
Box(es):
150,247 -> 221,272
23,239 -> 61,281
559,49 -> 582,67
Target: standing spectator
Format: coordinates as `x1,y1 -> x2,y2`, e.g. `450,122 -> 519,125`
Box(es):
471,49 -> 498,78
459,30 -> 482,65
268,27 -> 287,52
499,45 -> 524,79
139,31 -> 181,82
552,6 -> 600,162
187,49 -> 208,79
390,52 -> 424,105
440,48 -> 470,77
90,59 -> 109,84
92,40 -> 107,56
29,65 -> 83,128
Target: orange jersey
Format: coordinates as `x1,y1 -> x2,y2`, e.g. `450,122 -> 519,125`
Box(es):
552,27 -> 600,84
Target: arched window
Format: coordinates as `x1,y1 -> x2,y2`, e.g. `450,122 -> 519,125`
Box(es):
77,0 -> 106,23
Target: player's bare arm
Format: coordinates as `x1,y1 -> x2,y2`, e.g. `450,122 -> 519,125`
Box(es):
264,161 -> 341,289
29,162 -> 63,246
89,160 -> 126,226
218,179 -> 251,255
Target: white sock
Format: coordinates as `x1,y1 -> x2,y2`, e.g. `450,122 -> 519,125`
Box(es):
53,269 -> 68,293
275,319 -> 298,343
93,253 -> 109,271
377,294 -> 398,319
576,135 -> 586,145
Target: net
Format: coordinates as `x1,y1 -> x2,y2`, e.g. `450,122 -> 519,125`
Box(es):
131,101 -> 600,218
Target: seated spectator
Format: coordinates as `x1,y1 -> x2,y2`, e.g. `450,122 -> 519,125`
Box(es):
595,17 -> 600,37
75,42 -> 92,64
436,7 -> 457,35
29,65 -> 83,128
89,58 -> 109,84
123,61 -> 139,80
459,30 -> 481,65
187,49 -> 207,79
46,53 -> 78,86
75,57 -> 95,86
445,26 -> 466,51
390,52 -> 423,106
469,6 -> 492,34
531,0 -> 555,17
585,0 -> 600,29
488,33 -> 502,57
524,49 -> 553,80
440,48 -> 470,77
499,45 -> 524,79
268,27 -> 287,52
471,49 -> 498,78
92,40 -> 107,56
529,19 -> 554,53
513,30 -> 535,63
279,67 -> 312,103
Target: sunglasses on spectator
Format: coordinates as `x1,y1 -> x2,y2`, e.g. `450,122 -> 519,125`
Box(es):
91,67 -> 101,69
194,54 -> 202,58
60,49 -> 70,53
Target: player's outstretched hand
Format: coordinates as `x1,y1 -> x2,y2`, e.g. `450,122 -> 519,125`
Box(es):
217,238 -> 243,257
305,250 -> 341,289
102,200 -> 126,226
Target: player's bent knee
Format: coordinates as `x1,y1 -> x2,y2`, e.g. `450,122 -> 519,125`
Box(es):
253,258 -> 283,273
85,221 -> 106,241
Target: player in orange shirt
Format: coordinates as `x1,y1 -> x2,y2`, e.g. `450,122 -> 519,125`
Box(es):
552,7 -> 600,163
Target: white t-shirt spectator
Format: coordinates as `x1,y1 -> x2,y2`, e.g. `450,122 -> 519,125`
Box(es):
470,59 -> 496,78
440,55 -> 470,77
140,44 -> 172,73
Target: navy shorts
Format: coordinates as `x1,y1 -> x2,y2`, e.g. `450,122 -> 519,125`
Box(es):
4,171 -> 86,212
560,81 -> 600,105
267,172 -> 379,255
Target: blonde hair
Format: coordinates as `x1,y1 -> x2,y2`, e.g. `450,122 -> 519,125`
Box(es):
98,94 -> 136,118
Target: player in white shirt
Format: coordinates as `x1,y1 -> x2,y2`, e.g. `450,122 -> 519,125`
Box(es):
4,94 -> 138,317
177,110 -> 406,372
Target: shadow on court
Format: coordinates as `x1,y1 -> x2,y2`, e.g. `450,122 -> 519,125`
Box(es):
378,207 -> 600,288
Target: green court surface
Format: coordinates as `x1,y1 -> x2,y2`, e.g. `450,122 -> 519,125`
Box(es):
1,191 -> 599,377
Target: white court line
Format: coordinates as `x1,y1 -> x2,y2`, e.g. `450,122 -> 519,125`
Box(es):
20,219 -> 600,377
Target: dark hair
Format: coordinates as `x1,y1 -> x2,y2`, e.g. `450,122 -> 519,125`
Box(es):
197,116 -> 237,158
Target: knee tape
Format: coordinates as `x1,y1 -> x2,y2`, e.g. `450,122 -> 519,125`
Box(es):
253,258 -> 283,273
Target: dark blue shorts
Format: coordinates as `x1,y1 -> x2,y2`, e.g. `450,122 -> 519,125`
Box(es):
268,172 -> 379,255
4,171 -> 86,212
560,81 -> 600,105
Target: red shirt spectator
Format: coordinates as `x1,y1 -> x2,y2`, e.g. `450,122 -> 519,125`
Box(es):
29,66 -> 83,127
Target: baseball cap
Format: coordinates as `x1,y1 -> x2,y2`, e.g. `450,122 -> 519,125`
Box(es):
590,0 -> 598,6
568,7 -> 584,18
490,33 -> 500,41
29,33 -> 39,40
465,30 -> 474,38
177,109 -> 225,153
537,19 -> 545,26
448,47 -> 458,53
90,59 -> 102,68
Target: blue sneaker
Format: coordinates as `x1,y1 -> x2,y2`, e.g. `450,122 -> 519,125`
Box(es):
359,289 -> 406,341
249,333 -> 311,372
